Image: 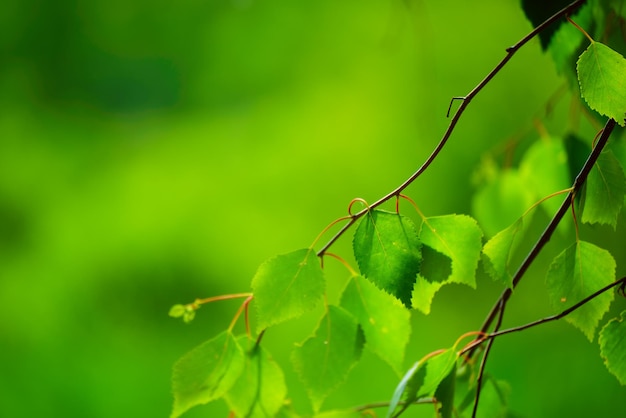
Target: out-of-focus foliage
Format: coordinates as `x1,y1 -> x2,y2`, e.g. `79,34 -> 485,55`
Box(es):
2,0 -> 626,417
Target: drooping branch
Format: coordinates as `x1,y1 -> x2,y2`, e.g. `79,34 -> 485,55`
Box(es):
316,0 -> 586,257
473,118 -> 617,348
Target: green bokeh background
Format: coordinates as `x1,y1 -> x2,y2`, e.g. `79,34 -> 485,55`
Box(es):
1,1 -> 625,417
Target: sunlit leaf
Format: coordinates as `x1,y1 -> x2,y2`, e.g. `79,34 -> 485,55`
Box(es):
546,241 -> 616,340
482,218 -> 524,288
291,305 -> 364,412
411,278 -> 443,315
340,275 -> 411,374
171,331 -> 244,418
419,215 -> 483,286
353,210 -> 422,307
224,336 -> 287,418
252,248 -> 325,331
519,137 -> 571,219
581,150 -> 626,228
599,310 -> 626,385
577,41 -> 626,126
412,215 -> 483,312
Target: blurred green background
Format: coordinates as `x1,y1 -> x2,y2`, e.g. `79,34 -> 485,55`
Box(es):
1,0 -> 625,417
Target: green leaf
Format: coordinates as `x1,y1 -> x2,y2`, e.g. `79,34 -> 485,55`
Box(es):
482,218 -> 524,288
457,375 -> 511,418
252,248 -> 325,331
472,170 -> 535,237
599,310 -> 626,385
339,275 -> 411,374
548,2 -> 591,73
291,305 -> 364,412
224,336 -> 287,418
577,41 -> 626,126
419,349 -> 458,398
314,410 -> 363,418
521,0 -> 573,49
411,279 -> 444,315
433,362 -> 456,418
412,215 -> 483,313
546,241 -> 616,340
169,304 -> 186,318
386,361 -> 426,418
171,331 -> 244,418
353,210 -> 422,307
519,137 -> 571,218
581,150 -> 626,228
387,349 -> 458,418
420,244 -> 453,283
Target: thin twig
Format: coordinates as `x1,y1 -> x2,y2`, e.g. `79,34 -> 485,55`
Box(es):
472,299 -> 505,418
316,0 -> 587,257
471,118 -> 617,357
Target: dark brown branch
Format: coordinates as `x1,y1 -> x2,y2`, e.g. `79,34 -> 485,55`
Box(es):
472,118 -> 617,352
316,0 -> 587,257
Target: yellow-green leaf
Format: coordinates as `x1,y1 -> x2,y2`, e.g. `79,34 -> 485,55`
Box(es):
224,336 -> 287,418
340,275 -> 411,374
291,305 -> 364,412
170,331 -> 244,418
577,41 -> 626,126
252,248 -> 325,331
599,310 -> 626,385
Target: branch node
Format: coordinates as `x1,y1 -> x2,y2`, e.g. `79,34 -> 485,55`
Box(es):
446,96 -> 465,118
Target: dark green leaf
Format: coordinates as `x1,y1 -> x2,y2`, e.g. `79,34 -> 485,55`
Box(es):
521,0 -> 575,49
548,2 -> 592,73
252,248 -> 325,331
420,245 -> 452,283
546,241 -> 616,340
224,336 -> 287,418
577,41 -> 626,126
412,215 -> 483,314
599,310 -> 626,385
171,331 -> 244,418
339,275 -> 411,374
291,305 -> 364,412
482,218 -> 524,288
433,362 -> 456,418
581,150 -> 626,228
353,210 -> 421,307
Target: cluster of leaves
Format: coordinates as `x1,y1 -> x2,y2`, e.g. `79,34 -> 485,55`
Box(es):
168,1 -> 626,417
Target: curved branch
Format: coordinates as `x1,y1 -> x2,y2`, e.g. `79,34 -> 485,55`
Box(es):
316,0 -> 587,257
473,118 -> 617,350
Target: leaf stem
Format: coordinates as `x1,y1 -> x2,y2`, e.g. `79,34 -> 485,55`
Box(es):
472,118 -> 617,354
316,0 -> 587,258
